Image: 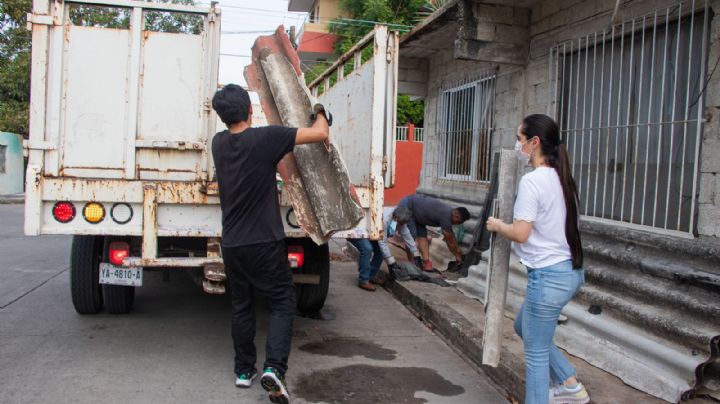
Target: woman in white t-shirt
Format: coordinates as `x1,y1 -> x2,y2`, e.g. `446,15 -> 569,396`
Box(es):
487,114 -> 589,404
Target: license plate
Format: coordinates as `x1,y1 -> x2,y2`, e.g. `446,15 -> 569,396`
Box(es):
99,263 -> 142,287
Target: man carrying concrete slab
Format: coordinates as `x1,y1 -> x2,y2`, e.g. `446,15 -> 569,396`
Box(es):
398,194 -> 470,271
211,84 -> 329,404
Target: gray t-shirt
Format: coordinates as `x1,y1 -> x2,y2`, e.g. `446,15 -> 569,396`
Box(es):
399,195 -> 453,231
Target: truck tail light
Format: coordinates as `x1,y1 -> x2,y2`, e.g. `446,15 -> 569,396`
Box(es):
83,202 -> 105,224
110,203 -> 133,224
52,201 -> 76,223
109,241 -> 130,266
288,245 -> 304,269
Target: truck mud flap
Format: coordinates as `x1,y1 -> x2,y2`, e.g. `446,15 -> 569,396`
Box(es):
245,26 -> 363,245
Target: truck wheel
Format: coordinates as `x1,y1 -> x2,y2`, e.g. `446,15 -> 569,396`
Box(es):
295,240 -> 330,314
102,284 -> 135,314
101,237 -> 135,314
70,235 -> 103,314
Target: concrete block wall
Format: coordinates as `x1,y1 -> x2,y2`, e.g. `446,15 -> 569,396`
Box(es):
418,48 -> 496,201
524,0 -> 720,238
399,57 -> 429,98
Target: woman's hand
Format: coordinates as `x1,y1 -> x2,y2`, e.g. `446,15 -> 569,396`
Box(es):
487,218 -> 533,243
486,217 -> 504,233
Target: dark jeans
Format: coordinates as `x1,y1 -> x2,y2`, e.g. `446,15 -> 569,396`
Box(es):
405,217 -> 428,238
349,238 -> 383,283
222,240 -> 296,376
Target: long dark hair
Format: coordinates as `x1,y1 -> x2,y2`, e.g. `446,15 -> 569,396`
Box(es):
521,114 -> 583,269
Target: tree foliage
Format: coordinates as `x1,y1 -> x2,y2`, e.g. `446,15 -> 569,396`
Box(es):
330,0 -> 426,55
0,0 -> 32,135
314,0 -> 429,127
0,0 -> 201,136
397,94 -> 424,126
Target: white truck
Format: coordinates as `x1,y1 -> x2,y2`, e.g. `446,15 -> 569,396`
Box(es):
24,0 -> 398,314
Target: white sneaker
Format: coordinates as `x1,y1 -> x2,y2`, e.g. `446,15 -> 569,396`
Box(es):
235,369 -> 257,388
261,367 -> 290,404
550,382 -> 590,404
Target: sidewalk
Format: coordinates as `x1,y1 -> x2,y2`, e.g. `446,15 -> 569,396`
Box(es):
0,193 -> 24,204
332,237 -> 712,404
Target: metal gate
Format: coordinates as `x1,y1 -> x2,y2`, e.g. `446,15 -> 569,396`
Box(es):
548,0 -> 709,235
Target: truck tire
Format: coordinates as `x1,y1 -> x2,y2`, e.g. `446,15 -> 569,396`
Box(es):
295,240 -> 330,314
70,235 -> 103,314
101,236 -> 135,314
102,284 -> 135,314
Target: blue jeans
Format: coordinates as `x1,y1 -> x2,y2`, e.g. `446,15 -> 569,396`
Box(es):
349,239 -> 383,284
514,260 -> 584,404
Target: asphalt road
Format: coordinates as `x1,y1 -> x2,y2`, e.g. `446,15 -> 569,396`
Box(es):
0,204 -> 507,404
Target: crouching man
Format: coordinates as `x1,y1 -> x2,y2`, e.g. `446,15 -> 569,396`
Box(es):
349,206 -> 421,291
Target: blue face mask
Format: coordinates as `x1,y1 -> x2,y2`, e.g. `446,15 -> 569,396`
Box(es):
388,220 -> 397,237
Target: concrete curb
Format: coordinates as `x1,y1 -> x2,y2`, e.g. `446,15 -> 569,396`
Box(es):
386,278 -> 526,402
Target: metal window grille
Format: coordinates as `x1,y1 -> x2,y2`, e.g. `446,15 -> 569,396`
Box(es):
548,0 -> 709,235
437,73 -> 496,183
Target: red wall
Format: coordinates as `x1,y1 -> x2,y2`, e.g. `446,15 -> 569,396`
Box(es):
385,127 -> 423,206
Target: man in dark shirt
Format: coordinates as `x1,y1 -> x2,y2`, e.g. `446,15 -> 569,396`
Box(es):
211,84 -> 329,404
398,194 -> 470,271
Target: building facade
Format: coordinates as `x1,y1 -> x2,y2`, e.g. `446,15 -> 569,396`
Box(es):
398,0 -> 720,401
288,0 -> 348,69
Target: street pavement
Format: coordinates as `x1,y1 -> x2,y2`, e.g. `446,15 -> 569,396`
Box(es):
0,204 -> 507,404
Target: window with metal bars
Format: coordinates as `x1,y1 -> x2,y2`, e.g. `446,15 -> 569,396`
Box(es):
549,1 -> 709,235
437,74 -> 495,183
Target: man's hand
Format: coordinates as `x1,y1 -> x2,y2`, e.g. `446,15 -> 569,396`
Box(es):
454,253 -> 463,264
296,108 -> 329,145
310,104 -> 333,126
443,230 -> 463,264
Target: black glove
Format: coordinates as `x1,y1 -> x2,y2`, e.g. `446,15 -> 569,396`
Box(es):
310,103 -> 333,127
413,256 -> 423,269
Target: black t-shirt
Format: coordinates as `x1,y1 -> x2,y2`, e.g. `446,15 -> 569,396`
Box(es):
212,126 -> 297,247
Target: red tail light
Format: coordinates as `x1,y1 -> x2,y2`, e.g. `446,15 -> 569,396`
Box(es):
288,245 -> 304,269
109,241 -> 130,266
52,201 -> 76,223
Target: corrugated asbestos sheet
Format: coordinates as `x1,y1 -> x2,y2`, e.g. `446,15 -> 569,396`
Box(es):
244,26 -> 363,244
457,221 -> 720,403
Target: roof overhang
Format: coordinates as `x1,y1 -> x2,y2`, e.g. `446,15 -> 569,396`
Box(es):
400,0 -> 536,65
288,0 -> 314,12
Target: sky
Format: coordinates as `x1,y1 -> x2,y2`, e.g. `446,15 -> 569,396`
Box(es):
194,0 -> 308,88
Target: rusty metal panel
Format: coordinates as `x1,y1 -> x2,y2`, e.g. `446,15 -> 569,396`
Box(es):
25,0 -> 221,237
318,60 -> 375,185
245,26 -> 364,244
138,32 -> 204,140
60,26 -> 131,177
156,204 -> 221,237
40,201 -> 143,235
